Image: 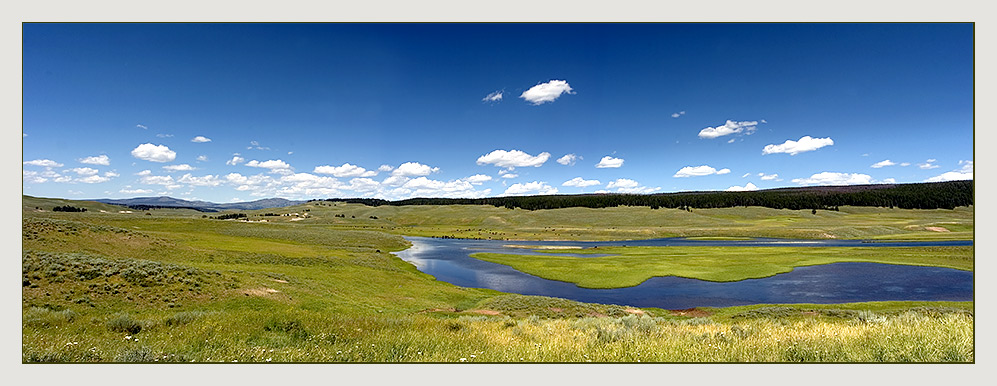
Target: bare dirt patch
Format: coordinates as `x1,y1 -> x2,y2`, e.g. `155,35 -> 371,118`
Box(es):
470,309 -> 502,316
624,308 -> 646,316
925,226 -> 950,232
669,308 -> 712,317
241,287 -> 280,296
271,279 -> 289,283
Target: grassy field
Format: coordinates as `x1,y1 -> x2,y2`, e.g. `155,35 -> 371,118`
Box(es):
21,196 -> 974,362
471,245 -> 973,288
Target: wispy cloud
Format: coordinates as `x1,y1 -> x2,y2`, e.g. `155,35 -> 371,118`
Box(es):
197,155 -> 209,162
673,165 -> 730,178
698,120 -> 759,139
163,164 -> 196,172
23,159 -> 64,168
562,177 -> 601,187
604,178 -> 661,194
556,154 -> 580,166
477,150 -> 551,169
136,124 -> 148,130
248,141 -> 270,150
758,173 -> 780,181
79,155 -> 110,166
671,111 -> 686,118
762,136 -> 834,156
520,80 -> 574,105
131,143 -> 177,163
191,136 -> 212,143
871,160 -> 896,168
156,133 -> 173,138
595,156 -> 624,168
482,90 -> 503,102
918,159 -> 940,169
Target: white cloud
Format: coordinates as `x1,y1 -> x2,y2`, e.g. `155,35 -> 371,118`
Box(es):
792,172 -> 874,186
246,159 -> 293,175
758,173 -> 780,181
191,136 -> 212,143
502,181 -> 558,196
23,159 -> 63,168
520,80 -> 574,105
120,188 -> 153,194
673,165 -> 729,178
136,170 -> 152,176
79,155 -> 110,165
871,160 -> 896,168
78,175 -> 111,184
562,177 -> 601,187
104,171 -> 120,178
477,150 -> 551,169
500,173 -> 519,179
136,124 -> 148,130
68,167 -> 99,176
595,156 -> 624,168
348,178 -> 381,192
226,156 -> 246,166
391,162 -> 440,177
131,143 -> 177,162
381,175 -> 410,187
248,141 -> 270,150
900,162 -> 910,167
556,154 -> 580,166
465,174 -> 493,185
22,170 -> 47,184
604,178 -> 661,194
314,163 -> 377,177
925,160 -> 973,182
762,136 -> 834,156
156,133 -> 173,138
196,155 -> 209,162
671,111 -> 686,118
139,174 -> 176,186
163,164 -> 196,172
882,178 -> 897,184
741,172 -> 751,178
919,159 -> 940,169
482,90 -> 503,102
726,182 -> 759,191
698,120 -> 759,139
177,174 -> 222,187
378,164 -> 394,172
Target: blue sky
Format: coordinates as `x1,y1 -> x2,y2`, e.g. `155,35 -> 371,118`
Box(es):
22,23 -> 973,202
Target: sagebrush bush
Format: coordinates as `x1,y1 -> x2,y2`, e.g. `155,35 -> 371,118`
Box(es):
107,313 -> 143,334
23,307 -> 77,327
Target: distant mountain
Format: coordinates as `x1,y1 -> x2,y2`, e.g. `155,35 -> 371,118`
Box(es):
92,196 -> 306,211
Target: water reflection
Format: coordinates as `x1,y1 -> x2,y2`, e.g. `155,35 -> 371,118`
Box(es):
392,236 -> 973,309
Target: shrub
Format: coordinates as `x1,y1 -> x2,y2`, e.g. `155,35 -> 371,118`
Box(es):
115,346 -> 156,362
263,319 -> 310,339
24,307 -> 77,327
164,311 -> 209,327
107,313 -> 143,334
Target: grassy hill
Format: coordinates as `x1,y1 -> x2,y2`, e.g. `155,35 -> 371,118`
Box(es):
20,195 -> 974,362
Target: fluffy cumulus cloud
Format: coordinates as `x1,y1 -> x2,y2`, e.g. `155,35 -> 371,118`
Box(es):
391,162 -> 440,177
131,143 -> 177,162
520,80 -> 574,105
79,155 -> 110,165
177,174 -> 222,187
758,173 -> 780,181
191,136 -> 212,143
502,181 -> 558,196
556,154 -> 580,166
477,150 -> 551,169
762,136 -> 834,156
377,165 -> 394,172
163,164 -> 196,172
595,156 -> 624,168
562,177 -> 602,188
791,172 -> 874,186
925,160 -> 973,182
482,90 -> 503,102
77,175 -> 111,184
465,174 -> 493,185
246,159 -> 293,175
673,165 -> 730,178
23,159 -> 64,168
698,120 -> 759,139
226,156 -> 246,166
314,163 -> 377,178
68,167 -> 99,176
726,182 -> 759,192
871,160 -> 896,168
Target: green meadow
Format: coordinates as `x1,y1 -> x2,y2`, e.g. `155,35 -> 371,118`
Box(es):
21,196 -> 974,362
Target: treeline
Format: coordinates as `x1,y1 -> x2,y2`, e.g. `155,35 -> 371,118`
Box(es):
210,213 -> 247,220
127,205 -> 218,213
52,205 -> 87,212
311,180 -> 973,211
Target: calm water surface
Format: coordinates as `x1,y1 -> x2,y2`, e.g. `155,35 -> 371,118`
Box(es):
393,236 -> 973,309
